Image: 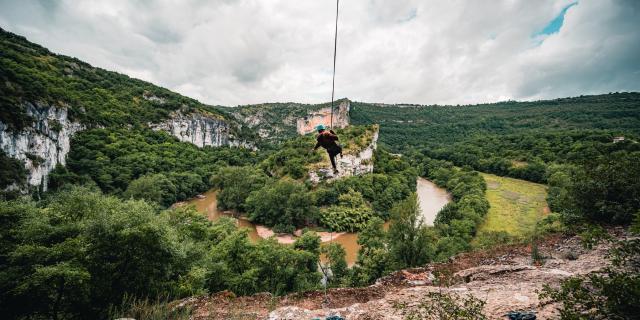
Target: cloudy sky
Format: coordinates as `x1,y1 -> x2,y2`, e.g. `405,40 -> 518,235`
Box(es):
1,0 -> 639,106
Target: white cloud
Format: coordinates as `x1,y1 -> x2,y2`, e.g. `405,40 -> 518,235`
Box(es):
0,0 -> 638,106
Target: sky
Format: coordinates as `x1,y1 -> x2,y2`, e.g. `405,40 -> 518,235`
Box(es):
1,0 -> 639,106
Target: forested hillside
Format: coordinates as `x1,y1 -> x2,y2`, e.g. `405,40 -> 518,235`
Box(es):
0,28 -> 232,129
0,28 -> 257,196
351,93 -> 640,182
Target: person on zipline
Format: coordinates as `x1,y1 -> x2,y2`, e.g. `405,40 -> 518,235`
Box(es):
312,124 -> 342,174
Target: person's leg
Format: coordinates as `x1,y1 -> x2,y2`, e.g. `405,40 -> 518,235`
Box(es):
328,151 -> 338,172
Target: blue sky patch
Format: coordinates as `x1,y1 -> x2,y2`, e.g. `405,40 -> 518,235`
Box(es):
534,2 -> 578,36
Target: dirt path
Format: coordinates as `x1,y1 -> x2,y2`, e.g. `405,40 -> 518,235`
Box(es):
178,233 -> 616,320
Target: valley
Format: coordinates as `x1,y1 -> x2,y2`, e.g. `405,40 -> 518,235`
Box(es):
1,27 -> 639,320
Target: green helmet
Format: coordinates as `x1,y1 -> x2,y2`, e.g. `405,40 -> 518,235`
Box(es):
315,124 -> 326,131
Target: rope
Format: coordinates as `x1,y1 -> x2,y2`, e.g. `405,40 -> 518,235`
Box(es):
330,0 -> 339,129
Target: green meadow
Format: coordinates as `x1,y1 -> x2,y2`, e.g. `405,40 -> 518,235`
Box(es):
477,173 -> 549,238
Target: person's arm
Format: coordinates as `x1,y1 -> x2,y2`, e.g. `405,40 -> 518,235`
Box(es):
313,136 -> 321,150
328,131 -> 338,141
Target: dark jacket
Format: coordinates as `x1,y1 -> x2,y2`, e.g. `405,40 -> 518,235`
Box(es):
314,130 -> 341,154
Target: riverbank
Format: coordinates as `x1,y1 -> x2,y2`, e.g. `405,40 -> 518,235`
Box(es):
179,177 -> 450,265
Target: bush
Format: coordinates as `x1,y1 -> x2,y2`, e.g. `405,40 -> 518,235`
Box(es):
245,179 -> 317,231
320,190 -> 375,232
211,166 -> 269,212
474,231 -> 514,250
393,291 -> 487,320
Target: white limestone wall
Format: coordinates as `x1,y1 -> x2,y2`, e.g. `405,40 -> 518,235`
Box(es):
0,103 -> 83,191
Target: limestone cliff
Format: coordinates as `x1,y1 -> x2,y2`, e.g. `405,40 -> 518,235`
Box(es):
150,110 -> 252,148
0,102 -> 83,191
296,101 -> 350,135
227,99 -> 351,143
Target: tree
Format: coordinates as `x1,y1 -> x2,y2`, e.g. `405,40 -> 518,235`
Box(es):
0,187 -> 189,319
211,166 -> 269,212
350,217 -> 392,286
123,173 -> 177,206
388,194 -> 436,268
321,243 -> 348,286
245,179 -> 316,232
204,232 -> 321,296
320,190 -> 375,232
294,231 -> 321,270
549,151 -> 640,224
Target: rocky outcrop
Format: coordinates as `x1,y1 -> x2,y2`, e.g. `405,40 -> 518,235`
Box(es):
296,101 -> 350,135
178,233 -> 617,320
0,102 -> 84,191
309,128 -> 378,183
150,111 -> 251,148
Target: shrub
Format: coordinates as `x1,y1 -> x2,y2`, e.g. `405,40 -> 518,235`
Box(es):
212,166 -> 269,212
245,179 -> 317,231
320,190 -> 374,232
393,292 -> 487,320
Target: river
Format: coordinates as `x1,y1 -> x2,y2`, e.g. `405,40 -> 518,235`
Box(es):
181,178 -> 449,266
416,177 -> 451,226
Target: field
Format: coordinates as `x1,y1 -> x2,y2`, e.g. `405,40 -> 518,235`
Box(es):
477,173 -> 549,238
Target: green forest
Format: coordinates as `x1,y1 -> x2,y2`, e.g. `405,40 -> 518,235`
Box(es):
1,27 -> 639,319
351,94 -> 640,182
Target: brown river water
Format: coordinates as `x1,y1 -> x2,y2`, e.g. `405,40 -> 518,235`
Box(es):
182,177 -> 449,266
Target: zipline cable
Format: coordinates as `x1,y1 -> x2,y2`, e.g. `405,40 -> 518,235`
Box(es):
324,1 -> 339,310
330,0 -> 339,129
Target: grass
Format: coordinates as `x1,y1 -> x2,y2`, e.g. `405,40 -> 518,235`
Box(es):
476,173 -> 549,239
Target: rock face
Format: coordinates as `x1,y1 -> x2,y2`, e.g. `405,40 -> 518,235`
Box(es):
296,101 -> 350,135
150,111 -> 250,148
0,102 -> 83,191
309,128 -> 378,183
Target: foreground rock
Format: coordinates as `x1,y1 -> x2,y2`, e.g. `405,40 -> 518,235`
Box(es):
177,233 -> 615,319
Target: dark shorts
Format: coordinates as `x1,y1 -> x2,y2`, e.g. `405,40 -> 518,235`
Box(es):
328,145 -> 342,156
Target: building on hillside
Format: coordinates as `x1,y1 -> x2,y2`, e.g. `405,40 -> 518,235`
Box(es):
296,101 -> 350,135
613,136 -> 625,143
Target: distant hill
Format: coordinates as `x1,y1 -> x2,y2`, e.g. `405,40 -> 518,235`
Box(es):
351,93 -> 640,151
351,93 -> 640,182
